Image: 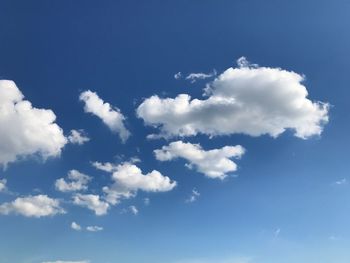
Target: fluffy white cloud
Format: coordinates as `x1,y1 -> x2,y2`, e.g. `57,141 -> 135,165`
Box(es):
154,141 -> 245,179
186,70 -> 216,83
68,129 -> 90,145
137,58 -> 329,139
0,178 -> 7,192
0,80 -> 67,167
91,161 -> 115,173
185,188 -> 200,203
0,195 -> 65,217
71,221 -> 82,231
42,261 -> 89,263
55,170 -> 91,192
94,162 -> 177,205
86,225 -> 103,232
73,193 -> 110,216
79,90 -> 130,142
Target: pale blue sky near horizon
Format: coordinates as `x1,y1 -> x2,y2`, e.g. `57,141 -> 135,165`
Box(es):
0,1 -> 350,263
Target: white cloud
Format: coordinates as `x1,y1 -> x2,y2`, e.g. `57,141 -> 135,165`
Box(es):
92,161 -> 116,173
185,70 -> 216,83
94,162 -> 177,205
0,178 -> 7,192
55,170 -> 91,192
86,225 -> 103,232
42,261 -> 89,263
129,205 -> 138,215
73,193 -> 110,216
154,141 -> 245,179
137,58 -> 329,139
334,178 -> 348,185
0,195 -> 65,217
68,129 -> 90,145
79,90 -> 130,142
174,72 -> 182,79
0,80 -> 67,167
71,221 -> 82,231
186,188 -> 200,203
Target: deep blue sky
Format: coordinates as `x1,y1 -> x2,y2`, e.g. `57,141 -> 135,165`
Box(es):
0,1 -> 350,263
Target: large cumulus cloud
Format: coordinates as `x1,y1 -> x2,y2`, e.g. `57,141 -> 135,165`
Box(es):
0,80 -> 67,167
137,58 -> 329,139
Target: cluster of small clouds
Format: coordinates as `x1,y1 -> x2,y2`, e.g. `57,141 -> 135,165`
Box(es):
0,56 -> 330,219
185,188 -> 200,203
55,170 -> 91,192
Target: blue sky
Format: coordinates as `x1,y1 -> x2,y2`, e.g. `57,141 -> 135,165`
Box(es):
0,0 -> 350,263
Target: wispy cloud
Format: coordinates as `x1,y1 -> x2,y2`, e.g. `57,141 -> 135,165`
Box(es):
185,188 -> 200,203
185,70 -> 217,83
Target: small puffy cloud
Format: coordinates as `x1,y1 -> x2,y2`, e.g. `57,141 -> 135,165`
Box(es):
129,205 -> 138,215
185,188 -> 200,203
174,72 -> 182,79
73,193 -> 110,216
68,129 -> 90,145
185,70 -> 216,83
0,178 -> 7,192
92,161 -> 116,173
154,141 -> 245,179
94,162 -> 177,205
86,225 -> 103,232
0,80 -> 67,167
137,58 -> 329,139
42,261 -> 89,263
79,90 -> 130,142
0,195 -> 65,217
71,221 -> 82,231
55,170 -> 91,192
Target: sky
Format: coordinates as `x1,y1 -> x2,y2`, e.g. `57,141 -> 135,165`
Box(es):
0,0 -> 350,263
